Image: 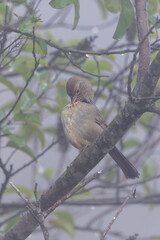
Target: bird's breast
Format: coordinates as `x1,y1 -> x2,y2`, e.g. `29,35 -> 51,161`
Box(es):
61,102 -> 103,149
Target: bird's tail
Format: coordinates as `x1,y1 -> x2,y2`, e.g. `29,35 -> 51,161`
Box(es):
109,147 -> 139,179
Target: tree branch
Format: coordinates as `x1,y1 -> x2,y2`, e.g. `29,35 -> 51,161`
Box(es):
133,0 -> 150,97
148,104 -> 160,115
100,187 -> 136,240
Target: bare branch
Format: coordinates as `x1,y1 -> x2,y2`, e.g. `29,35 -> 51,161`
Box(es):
135,0 -> 150,84
0,159 -> 13,201
0,26 -> 137,56
44,170 -> 103,217
32,27 -> 38,66
11,138 -> 59,177
10,182 -> 49,240
63,51 -> 109,78
100,187 -> 137,240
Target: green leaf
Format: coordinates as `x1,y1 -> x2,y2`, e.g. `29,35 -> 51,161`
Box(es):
83,60 -> 112,73
104,0 -> 121,13
53,56 -> 69,65
17,124 -> 33,142
29,123 -> 45,148
19,21 -> 35,33
65,38 -> 81,46
56,96 -> 67,110
22,38 -> 48,56
142,161 -> 157,179
105,168 -> 117,181
17,14 -> 39,33
39,102 -> 61,113
5,185 -> 40,199
49,0 -> 75,8
36,38 -> 47,56
123,138 -> 141,149
0,76 -> 17,94
142,161 -> 157,194
113,0 -> 134,39
0,3 -> 12,24
104,54 -> 115,61
6,185 -> 33,195
102,109 -> 109,119
18,18 -> 35,33
0,109 -> 6,122
73,0 -> 80,30
7,139 -> 35,158
55,80 -> 68,110
99,60 -> 112,70
14,112 -> 41,125
143,182 -> 151,194
147,0 -> 158,14
8,134 -> 26,148
35,71 -> 49,91
17,122 -> 45,149
90,78 -> 108,87
43,168 -> 54,179
72,191 -> 91,198
39,59 -> 48,67
45,30 -> 55,41
14,92 -> 36,113
96,0 -> 107,18
12,0 -> 26,6
49,0 -> 80,30
16,87 -> 36,99
148,15 -> 160,29
151,236 -> 160,240
44,127 -> 57,135
139,113 -> 154,128
4,216 -> 20,232
12,55 -> 35,79
50,211 -> 75,237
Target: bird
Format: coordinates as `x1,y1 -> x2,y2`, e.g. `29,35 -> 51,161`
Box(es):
61,76 -> 139,179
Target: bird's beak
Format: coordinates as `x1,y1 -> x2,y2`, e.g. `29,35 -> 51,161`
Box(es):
70,96 -> 74,104
70,96 -> 78,104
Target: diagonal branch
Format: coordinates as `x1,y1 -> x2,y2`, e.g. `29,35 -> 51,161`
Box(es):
100,187 -> 136,240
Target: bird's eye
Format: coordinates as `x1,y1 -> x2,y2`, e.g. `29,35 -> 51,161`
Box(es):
76,88 -> 80,94
81,99 -> 88,103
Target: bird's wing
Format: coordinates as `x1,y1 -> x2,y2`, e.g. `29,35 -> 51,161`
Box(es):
90,104 -> 107,130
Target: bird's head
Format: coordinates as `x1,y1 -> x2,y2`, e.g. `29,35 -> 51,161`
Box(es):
66,77 -> 94,104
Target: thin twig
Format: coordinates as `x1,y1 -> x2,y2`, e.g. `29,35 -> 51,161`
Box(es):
44,170 -> 103,217
0,27 -> 40,124
0,159 -> 13,200
34,183 -> 38,201
32,27 -> 38,66
63,51 -> 109,78
11,138 -> 59,176
10,182 -> 49,240
100,186 -> 137,240
0,61 -> 39,124
0,34 -> 23,55
1,26 -> 138,56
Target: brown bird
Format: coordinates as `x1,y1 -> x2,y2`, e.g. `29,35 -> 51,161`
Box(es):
61,76 -> 139,179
